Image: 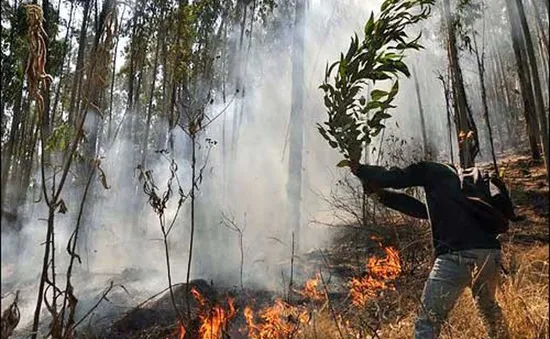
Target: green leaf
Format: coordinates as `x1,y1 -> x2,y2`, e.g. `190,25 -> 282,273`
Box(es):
393,61 -> 410,77
389,80 -> 400,97
371,89 -> 388,101
318,0 -> 433,166
364,12 -> 375,36
336,159 -> 351,168
381,0 -> 393,12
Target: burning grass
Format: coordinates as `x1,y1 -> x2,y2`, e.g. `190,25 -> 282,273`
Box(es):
6,155 -> 544,339
350,240 -> 401,308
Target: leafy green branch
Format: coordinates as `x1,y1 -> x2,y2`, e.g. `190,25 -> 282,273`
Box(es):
318,0 -> 434,167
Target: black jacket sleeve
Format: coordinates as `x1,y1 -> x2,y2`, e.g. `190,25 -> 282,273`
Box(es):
355,161 -> 452,189
377,189 -> 429,219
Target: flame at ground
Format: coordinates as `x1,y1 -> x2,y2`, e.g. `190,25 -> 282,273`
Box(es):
177,323 -> 186,339
350,245 -> 402,307
197,297 -> 236,339
367,246 -> 401,279
244,299 -> 309,339
297,273 -> 325,301
175,287 -> 236,339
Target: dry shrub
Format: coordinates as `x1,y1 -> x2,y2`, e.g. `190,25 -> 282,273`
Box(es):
295,311 -> 345,339
498,246 -> 549,339
294,245 -> 548,339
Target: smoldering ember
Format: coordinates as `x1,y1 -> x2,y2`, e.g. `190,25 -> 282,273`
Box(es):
1,0 -> 548,338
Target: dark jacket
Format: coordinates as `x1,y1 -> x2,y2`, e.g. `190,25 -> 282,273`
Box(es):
355,161 -> 500,257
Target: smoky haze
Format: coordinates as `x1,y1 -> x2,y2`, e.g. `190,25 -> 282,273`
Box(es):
1,0 -> 507,335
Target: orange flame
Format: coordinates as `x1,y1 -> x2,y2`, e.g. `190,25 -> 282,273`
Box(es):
189,288 -> 237,339
350,245 -> 401,307
297,273 -> 324,301
177,323 -> 186,339
166,322 -> 186,339
244,299 -> 308,339
367,246 -> 401,279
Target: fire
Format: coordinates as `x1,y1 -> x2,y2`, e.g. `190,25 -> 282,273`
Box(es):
244,299 -> 309,339
167,322 -> 186,339
191,287 -> 207,306
367,246 -> 401,279
188,288 -> 237,339
297,273 -> 324,301
177,323 -> 186,339
350,245 -> 402,307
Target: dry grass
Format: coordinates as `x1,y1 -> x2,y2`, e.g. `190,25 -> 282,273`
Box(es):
293,244 -> 548,339
293,155 -> 549,339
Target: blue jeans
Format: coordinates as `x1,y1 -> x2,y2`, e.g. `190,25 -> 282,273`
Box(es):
414,249 -> 509,339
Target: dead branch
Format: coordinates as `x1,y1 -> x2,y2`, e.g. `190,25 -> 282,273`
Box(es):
221,211 -> 246,290
1,291 -> 21,339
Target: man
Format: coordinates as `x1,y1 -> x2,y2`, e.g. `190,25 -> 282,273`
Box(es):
349,160 -> 511,339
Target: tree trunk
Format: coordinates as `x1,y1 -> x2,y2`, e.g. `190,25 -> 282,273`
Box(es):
51,1 -> 75,125
140,13 -> 163,168
443,0 -> 476,168
473,37 -> 498,173
488,65 -> 508,152
493,49 -> 522,144
412,66 -> 429,159
107,8 -> 124,142
505,0 -> 542,161
230,1 -> 248,161
440,72 -> 455,164
515,0 -> 549,182
530,0 -> 549,57
288,0 -> 305,250
1,81 -> 24,208
68,0 -> 91,125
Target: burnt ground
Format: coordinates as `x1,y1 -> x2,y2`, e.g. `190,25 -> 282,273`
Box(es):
99,153 -> 548,338
4,154 -> 547,338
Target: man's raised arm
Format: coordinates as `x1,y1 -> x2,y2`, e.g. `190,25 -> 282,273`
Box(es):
351,161 -> 451,189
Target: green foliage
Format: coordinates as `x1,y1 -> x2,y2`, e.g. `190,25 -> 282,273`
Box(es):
318,0 -> 434,165
1,3 -> 29,109
455,0 -> 484,52
45,122 -> 76,153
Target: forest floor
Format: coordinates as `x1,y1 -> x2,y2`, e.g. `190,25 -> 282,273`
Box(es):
3,153 -> 548,339
108,152 -> 548,339
305,152 -> 549,339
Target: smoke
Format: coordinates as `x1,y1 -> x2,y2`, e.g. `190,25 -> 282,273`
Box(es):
1,0 -> 507,335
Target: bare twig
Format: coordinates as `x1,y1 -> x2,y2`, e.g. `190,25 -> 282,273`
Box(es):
221,212 -> 246,290
1,291 -> 21,339
318,269 -> 345,339
67,281 -> 115,332
288,232 -> 295,303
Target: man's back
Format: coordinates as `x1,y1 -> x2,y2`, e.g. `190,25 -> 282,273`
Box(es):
355,161 -> 500,256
